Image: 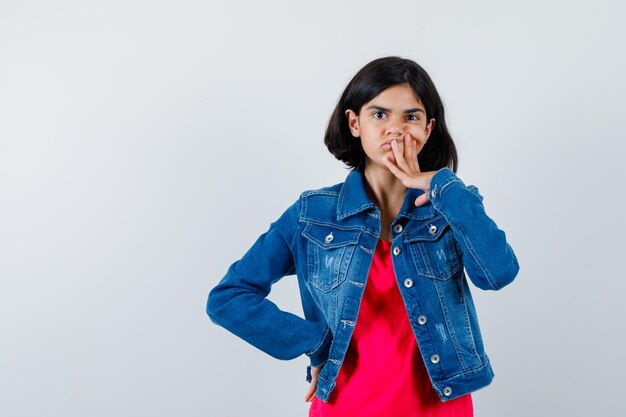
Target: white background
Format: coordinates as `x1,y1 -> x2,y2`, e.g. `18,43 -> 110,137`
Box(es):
1,1 -> 625,416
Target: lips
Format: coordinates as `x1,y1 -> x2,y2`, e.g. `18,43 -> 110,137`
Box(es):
381,138 -> 403,148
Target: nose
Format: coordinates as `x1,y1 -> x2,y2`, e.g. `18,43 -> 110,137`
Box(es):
386,120 -> 405,136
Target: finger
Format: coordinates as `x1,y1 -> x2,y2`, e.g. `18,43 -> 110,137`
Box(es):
304,377 -> 318,402
304,385 -> 314,402
383,155 -> 412,185
415,153 -> 422,173
414,192 -> 430,207
407,138 -> 419,173
307,385 -> 317,402
390,138 -> 411,174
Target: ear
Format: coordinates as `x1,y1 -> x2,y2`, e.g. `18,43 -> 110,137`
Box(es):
424,118 -> 436,141
345,109 -> 360,138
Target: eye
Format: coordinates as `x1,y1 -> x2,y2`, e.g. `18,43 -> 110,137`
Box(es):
373,111 -> 386,119
407,114 -> 420,121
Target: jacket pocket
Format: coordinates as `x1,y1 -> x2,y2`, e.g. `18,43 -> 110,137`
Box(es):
302,223 -> 361,292
405,216 -> 463,281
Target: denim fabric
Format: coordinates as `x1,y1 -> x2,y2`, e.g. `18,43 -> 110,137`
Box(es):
206,167 -> 520,402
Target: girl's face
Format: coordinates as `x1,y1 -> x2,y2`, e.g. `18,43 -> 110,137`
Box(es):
345,83 -> 435,170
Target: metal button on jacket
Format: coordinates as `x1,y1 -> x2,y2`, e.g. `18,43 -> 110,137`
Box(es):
393,246 -> 401,256
393,224 -> 403,233
431,185 -> 437,198
431,354 -> 440,364
325,233 -> 334,243
417,315 -> 427,325
403,278 -> 413,288
428,224 -> 437,234
443,387 -> 452,396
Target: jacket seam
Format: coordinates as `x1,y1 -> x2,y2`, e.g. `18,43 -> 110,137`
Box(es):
289,207 -> 297,252
439,178 -> 463,196
300,219 -> 365,231
438,360 -> 491,382
301,190 -> 340,197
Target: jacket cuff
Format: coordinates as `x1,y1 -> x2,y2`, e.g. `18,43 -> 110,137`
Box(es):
429,167 -> 464,199
305,326 -> 333,367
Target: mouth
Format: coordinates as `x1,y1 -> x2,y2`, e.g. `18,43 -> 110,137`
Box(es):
381,138 -> 403,148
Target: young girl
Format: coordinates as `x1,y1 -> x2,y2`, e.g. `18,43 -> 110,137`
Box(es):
207,56 -> 520,416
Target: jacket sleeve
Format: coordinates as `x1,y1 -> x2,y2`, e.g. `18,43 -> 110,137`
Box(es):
428,168 -> 520,291
206,197 -> 333,366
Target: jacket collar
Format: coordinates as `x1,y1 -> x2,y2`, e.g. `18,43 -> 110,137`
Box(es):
337,169 -> 434,221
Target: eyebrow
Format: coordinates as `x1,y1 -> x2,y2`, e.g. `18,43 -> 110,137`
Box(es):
365,105 -> 424,114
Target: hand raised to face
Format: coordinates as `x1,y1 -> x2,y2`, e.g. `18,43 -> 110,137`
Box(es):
382,132 -> 437,207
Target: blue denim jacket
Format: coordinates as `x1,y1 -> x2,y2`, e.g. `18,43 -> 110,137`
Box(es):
207,167 -> 520,403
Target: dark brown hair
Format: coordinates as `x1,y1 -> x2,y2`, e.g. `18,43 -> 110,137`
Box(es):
324,56 -> 458,173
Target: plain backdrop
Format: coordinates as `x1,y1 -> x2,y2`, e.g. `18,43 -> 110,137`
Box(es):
1,1 -> 625,416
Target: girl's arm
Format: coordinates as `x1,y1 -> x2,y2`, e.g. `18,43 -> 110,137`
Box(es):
429,168 -> 520,290
206,197 -> 332,367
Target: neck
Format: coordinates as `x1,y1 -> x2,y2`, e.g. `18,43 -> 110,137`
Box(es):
362,163 -> 407,215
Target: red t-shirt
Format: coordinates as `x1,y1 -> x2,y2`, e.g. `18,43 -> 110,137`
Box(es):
309,238 -> 473,417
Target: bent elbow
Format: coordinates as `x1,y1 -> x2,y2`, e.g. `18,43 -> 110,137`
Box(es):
206,286 -> 225,326
491,254 -> 520,291
469,253 -> 520,291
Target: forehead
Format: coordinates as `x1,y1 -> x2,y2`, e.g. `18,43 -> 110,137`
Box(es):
366,83 -> 424,110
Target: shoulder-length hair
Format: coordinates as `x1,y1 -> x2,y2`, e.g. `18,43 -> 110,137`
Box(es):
324,56 -> 458,173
